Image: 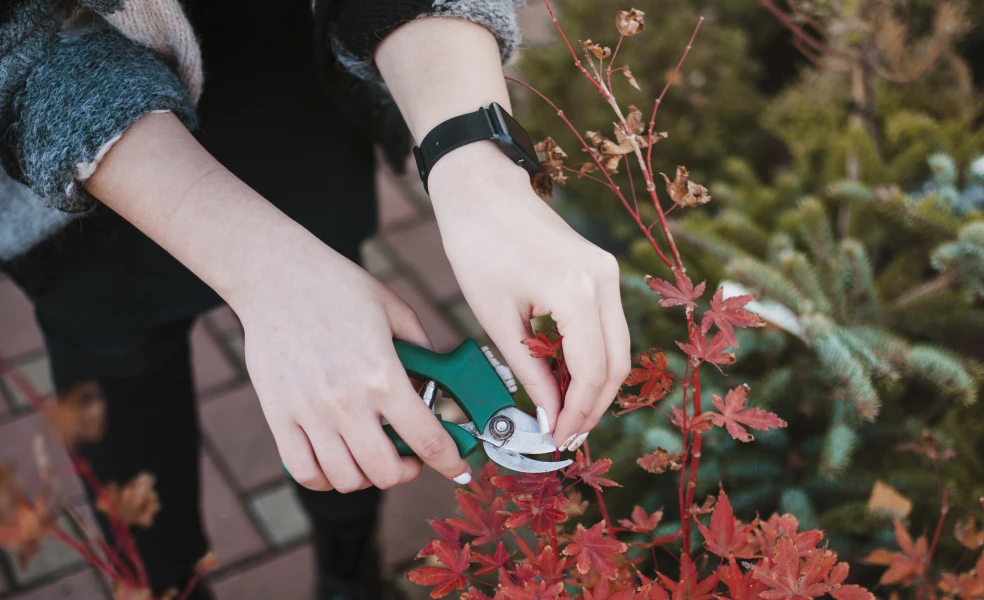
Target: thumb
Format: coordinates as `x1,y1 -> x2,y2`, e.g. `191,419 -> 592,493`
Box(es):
485,312 -> 562,434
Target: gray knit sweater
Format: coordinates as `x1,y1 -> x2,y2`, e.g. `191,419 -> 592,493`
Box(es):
0,0 -> 523,261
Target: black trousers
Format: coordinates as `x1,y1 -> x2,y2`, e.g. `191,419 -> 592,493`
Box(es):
3,0 -> 386,591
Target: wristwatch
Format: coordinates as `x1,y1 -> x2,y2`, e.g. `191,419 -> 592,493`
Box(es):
412,103 -> 541,193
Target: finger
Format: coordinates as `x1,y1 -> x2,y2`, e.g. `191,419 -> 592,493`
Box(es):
383,372 -> 472,484
343,413 -> 424,490
306,426 -> 372,494
276,422 -> 334,491
552,303 -> 608,447
385,292 -> 435,351
484,308 -> 562,432
582,277 -> 632,434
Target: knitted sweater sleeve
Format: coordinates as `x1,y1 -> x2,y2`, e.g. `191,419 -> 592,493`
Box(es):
2,28 -> 196,213
326,0 -> 524,80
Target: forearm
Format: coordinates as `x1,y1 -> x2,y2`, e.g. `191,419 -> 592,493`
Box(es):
83,112 -> 326,309
376,17 -> 528,194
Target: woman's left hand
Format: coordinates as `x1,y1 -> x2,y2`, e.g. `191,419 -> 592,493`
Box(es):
428,141 -> 632,448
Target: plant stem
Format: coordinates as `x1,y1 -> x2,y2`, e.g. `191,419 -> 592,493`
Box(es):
541,0 -> 608,96
684,361 -> 704,555
583,441 -> 614,530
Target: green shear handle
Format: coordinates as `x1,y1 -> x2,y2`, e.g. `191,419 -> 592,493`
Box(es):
282,338 -> 516,479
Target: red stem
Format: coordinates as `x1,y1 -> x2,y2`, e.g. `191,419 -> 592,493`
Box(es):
541,0 -> 608,96
560,165 -> 614,189
51,526 -> 125,582
677,363 -> 691,550
646,18 -> 704,176
919,489 -> 950,600
506,76 -> 674,268
683,361 -> 704,554
583,441 -> 613,530
606,35 -> 625,91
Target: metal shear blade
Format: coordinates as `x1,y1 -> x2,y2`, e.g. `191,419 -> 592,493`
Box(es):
483,442 -> 572,473
460,407 -> 573,473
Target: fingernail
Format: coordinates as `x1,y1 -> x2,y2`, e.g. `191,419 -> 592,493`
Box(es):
453,472 -> 472,485
536,407 -> 550,434
559,433 -> 578,452
571,432 -> 589,451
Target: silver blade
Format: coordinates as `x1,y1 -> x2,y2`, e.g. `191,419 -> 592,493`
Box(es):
483,441 -> 572,473
457,422 -> 558,454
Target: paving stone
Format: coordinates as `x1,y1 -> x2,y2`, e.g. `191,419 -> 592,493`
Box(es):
0,412 -> 83,499
447,300 -> 485,339
201,454 -> 267,565
10,515 -> 85,586
360,237 -> 397,279
191,321 -> 238,394
200,385 -> 282,492
0,279 -> 44,358
385,278 -> 462,353
382,220 -> 461,302
249,484 -> 311,547
1,354 -> 54,410
380,467 -> 457,568
211,544 -> 314,600
7,568 -> 108,600
204,305 -> 242,335
223,330 -> 246,366
377,165 -> 419,228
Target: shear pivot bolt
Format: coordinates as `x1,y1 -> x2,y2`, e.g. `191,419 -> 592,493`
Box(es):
490,416 -> 514,440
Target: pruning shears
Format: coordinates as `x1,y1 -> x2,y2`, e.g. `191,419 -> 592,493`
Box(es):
282,339 -> 571,479
385,339 -> 572,473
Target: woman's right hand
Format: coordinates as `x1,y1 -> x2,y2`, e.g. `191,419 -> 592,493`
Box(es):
229,240 -> 473,492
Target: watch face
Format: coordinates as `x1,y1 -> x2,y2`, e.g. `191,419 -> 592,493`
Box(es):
491,103 -> 536,158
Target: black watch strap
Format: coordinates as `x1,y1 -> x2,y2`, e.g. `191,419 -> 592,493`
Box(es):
413,107 -> 496,192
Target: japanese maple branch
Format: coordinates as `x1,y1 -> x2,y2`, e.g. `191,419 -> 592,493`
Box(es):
582,441 -> 613,530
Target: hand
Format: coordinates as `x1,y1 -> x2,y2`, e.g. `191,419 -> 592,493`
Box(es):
428,142 -> 632,448
229,241 -> 472,492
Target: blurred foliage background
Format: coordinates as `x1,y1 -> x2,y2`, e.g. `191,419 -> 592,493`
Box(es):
513,0 -> 984,584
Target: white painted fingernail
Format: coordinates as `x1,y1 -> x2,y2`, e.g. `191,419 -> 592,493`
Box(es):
453,472 -> 472,485
536,407 -> 550,434
571,432 -> 589,451
560,433 -> 578,452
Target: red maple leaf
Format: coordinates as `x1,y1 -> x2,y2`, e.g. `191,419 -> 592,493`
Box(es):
638,574 -> 671,600
460,590 -> 495,600
623,349 -> 673,402
473,541 -> 511,575
751,535 -> 829,600
719,557 -> 769,600
938,552 -> 984,600
582,578 -> 640,600
406,541 -> 471,598
504,495 -> 568,534
563,522 -> 628,579
676,331 -> 735,371
646,271 -> 706,310
754,514 -> 824,557
523,332 -> 563,359
864,519 -> 928,586
696,489 -> 756,558
825,561 -> 875,600
499,580 -> 566,600
670,406 -> 712,435
533,545 -> 568,586
637,448 -> 683,474
447,490 -> 505,546
417,519 -> 461,558
564,450 -> 620,491
615,393 -> 658,416
700,288 -> 765,347
658,554 -> 720,600
709,385 -> 786,442
468,462 -> 500,504
492,473 -> 563,497
619,505 -> 663,533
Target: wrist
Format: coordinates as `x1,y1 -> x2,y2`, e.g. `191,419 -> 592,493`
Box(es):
427,141 -> 533,202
